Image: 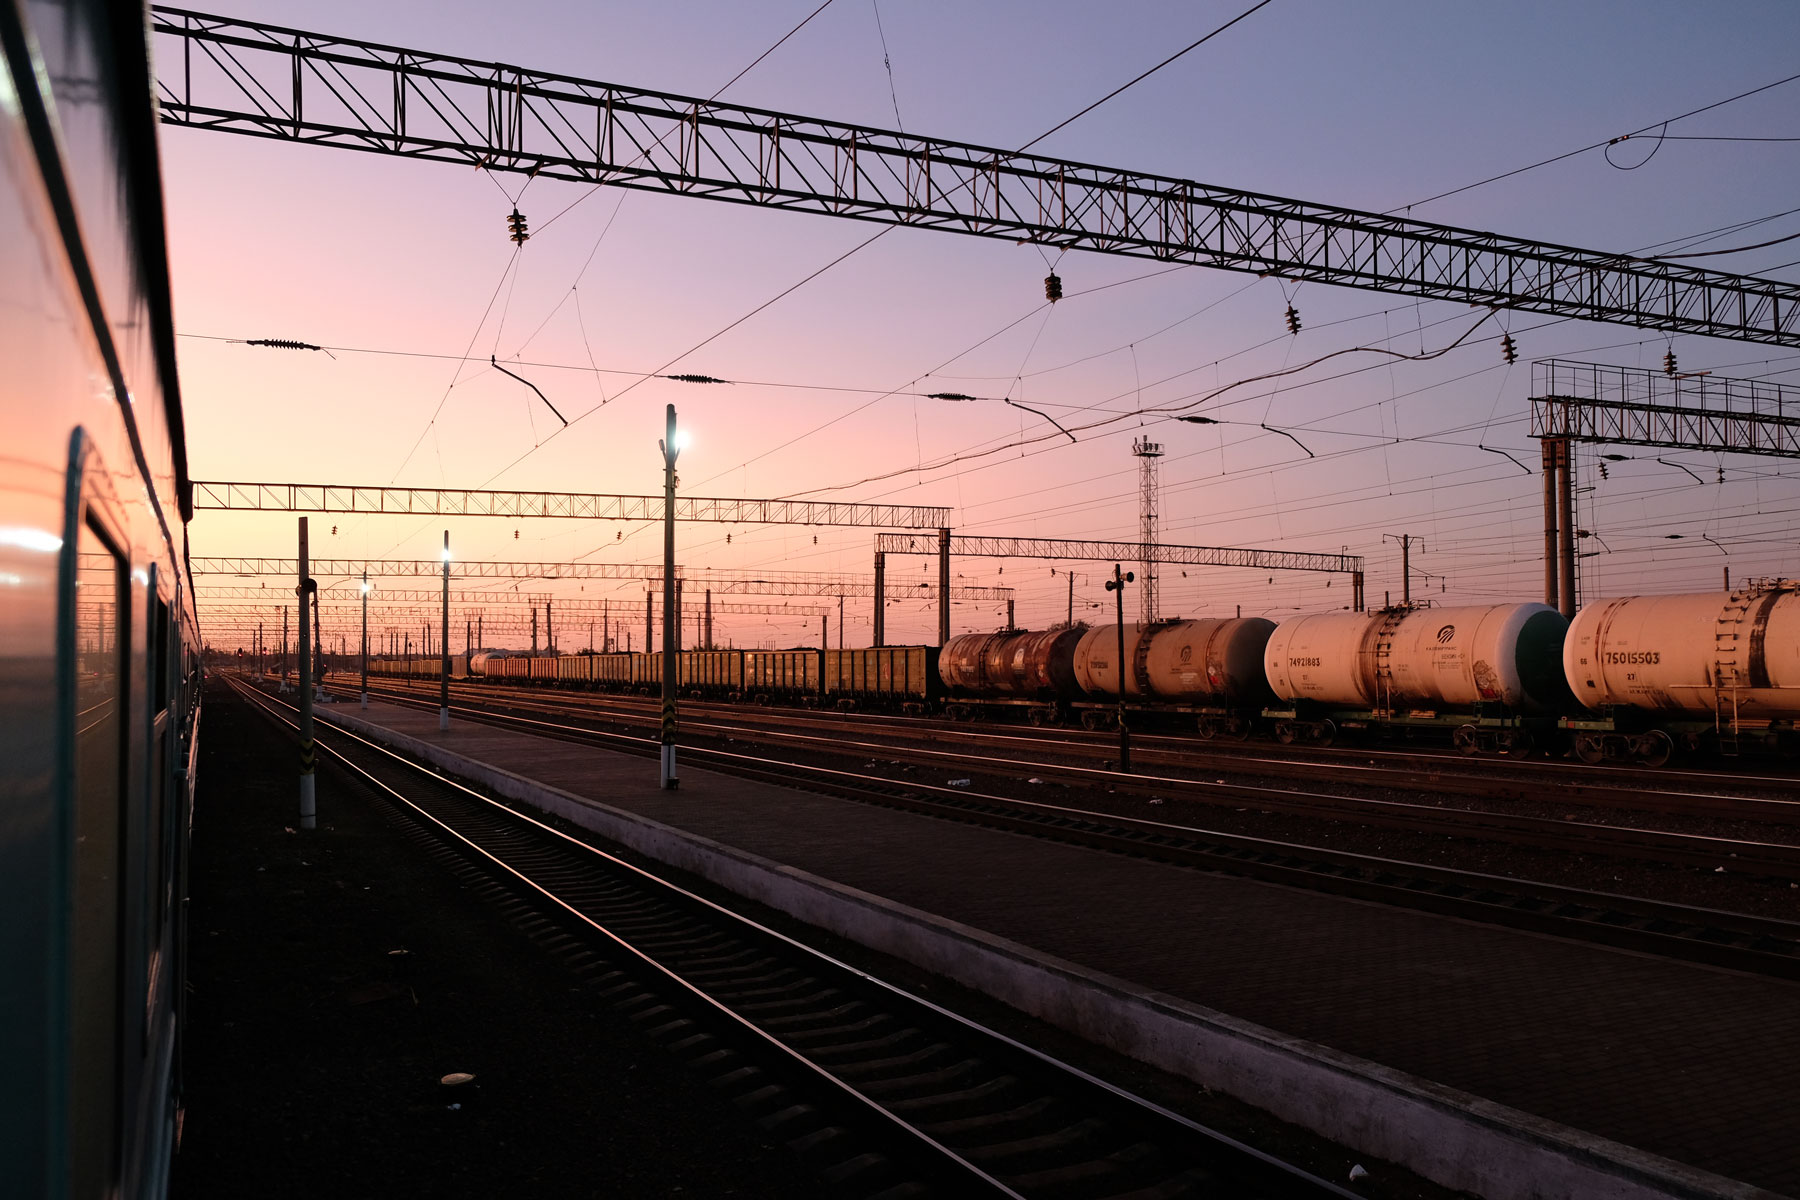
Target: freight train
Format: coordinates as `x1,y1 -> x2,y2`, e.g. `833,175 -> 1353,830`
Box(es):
363,583 -> 1800,766
3,2 -> 204,1196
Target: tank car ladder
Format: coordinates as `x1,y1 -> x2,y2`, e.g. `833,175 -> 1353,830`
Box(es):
1369,608 -> 1408,715
1713,590 -> 1751,756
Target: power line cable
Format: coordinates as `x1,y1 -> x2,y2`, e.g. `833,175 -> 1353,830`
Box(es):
1017,0 -> 1275,152
1392,69 -> 1800,213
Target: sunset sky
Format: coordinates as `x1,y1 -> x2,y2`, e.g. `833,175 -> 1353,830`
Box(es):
160,0 -> 1800,651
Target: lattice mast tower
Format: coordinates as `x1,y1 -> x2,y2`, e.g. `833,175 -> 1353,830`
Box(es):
1132,437 -> 1164,624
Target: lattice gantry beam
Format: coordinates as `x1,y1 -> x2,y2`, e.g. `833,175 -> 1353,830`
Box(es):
152,8 -> 1800,345
202,600 -> 826,619
198,586 -> 553,603
191,482 -> 950,528
875,533 -> 1362,574
1530,359 -> 1800,457
189,557 -> 1012,599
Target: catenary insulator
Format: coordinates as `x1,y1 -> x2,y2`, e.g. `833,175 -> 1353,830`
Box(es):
1501,333 -> 1518,364
1044,273 -> 1063,302
1284,304 -> 1301,335
1663,348 -> 1678,376
506,208 -> 530,245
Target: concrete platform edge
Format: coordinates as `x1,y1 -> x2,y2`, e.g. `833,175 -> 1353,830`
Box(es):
323,708 -> 1772,1200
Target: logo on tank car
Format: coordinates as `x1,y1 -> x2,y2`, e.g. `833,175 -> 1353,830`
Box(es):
1179,645 -> 1193,663
1435,625 -> 1456,644
1288,656 -> 1322,668
1602,650 -> 1660,665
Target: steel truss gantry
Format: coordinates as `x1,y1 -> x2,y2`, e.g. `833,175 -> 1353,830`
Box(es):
873,532 -> 1365,645
199,585 -> 553,604
1530,359 -> 1800,618
189,557 -> 1012,600
191,481 -> 949,529
153,7 -> 1800,344
1530,360 -> 1800,456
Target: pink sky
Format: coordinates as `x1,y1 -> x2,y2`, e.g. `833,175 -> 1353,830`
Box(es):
159,0 -> 1800,651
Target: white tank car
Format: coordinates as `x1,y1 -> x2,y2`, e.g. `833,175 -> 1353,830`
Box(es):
1564,583 -> 1800,719
1141,618 -> 1276,703
1265,603 -> 1571,713
1072,623 -> 1155,696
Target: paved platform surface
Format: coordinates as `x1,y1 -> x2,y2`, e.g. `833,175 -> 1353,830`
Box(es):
330,697 -> 1800,1196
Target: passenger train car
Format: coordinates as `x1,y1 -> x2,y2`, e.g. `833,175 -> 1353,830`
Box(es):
3,3 -> 200,1197
369,582 -> 1800,766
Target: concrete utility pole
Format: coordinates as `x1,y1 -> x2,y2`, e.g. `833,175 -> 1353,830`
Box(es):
872,551 -> 885,646
1104,565 -> 1134,773
297,517 -> 316,829
937,527 -> 951,645
659,404 -> 682,790
1556,442 -> 1577,618
439,530 -> 450,731
545,599 -> 553,654
1541,439 -> 1560,608
837,594 -> 845,650
704,588 -> 712,650
1384,533 -> 1423,605
1067,571 -> 1074,628
645,590 -> 653,653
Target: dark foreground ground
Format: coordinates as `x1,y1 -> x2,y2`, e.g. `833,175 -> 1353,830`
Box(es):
171,685 -> 823,1198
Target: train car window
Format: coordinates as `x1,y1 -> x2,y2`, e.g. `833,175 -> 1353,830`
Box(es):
71,515 -> 127,1200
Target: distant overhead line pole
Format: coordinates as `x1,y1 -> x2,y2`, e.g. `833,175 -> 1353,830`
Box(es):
190,481 -> 950,529
153,8 -> 1800,344
873,533 -> 1365,644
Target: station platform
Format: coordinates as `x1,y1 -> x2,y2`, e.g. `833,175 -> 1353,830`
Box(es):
322,695 -> 1798,1200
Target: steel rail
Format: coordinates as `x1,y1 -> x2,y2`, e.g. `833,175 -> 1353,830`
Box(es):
229,677 -> 1355,1199
422,675 -> 1800,824
344,675 -> 1800,873
304,675 -> 1800,977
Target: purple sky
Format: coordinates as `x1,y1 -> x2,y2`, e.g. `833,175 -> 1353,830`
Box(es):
160,0 -> 1800,650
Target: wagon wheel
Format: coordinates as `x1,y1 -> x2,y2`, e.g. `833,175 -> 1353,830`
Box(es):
1503,728 -> 1535,759
1273,722 -> 1296,745
1636,729 -> 1675,768
1313,719 -> 1336,747
1226,717 -> 1253,741
1573,732 -> 1606,765
1452,725 -> 1480,756
1196,717 -> 1220,740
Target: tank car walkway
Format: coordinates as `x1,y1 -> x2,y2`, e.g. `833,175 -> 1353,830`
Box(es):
326,697 -> 1800,1199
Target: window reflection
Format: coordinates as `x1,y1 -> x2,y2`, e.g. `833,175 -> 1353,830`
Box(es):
72,519 -> 124,1200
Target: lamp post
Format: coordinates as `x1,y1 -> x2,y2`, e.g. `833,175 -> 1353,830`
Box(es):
1105,564 -> 1134,773
659,405 -> 685,789
359,573 -> 371,708
439,531 -> 451,731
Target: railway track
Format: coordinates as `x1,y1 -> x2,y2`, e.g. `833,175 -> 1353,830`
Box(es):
229,678 -> 1357,1200
305,677 -> 1800,979
333,676 -> 1800,880
340,674 -> 1800,823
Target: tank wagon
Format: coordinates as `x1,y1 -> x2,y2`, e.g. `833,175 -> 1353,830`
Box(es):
367,585 -> 1799,766
942,619 -> 1276,732
1264,603 -> 1571,753
1564,581 -> 1800,764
